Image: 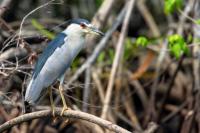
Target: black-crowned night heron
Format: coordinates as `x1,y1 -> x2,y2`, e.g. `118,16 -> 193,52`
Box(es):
24,18 -> 104,116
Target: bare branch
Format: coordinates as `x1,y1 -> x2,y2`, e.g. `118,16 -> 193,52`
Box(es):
92,0 -> 115,29
101,0 -> 135,119
0,109 -> 131,133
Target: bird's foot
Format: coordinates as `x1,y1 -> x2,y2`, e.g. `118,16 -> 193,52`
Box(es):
51,107 -> 58,123
52,108 -> 55,117
61,105 -> 68,116
60,106 -> 70,123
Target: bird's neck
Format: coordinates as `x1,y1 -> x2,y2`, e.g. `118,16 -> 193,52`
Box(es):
64,33 -> 85,57
62,29 -> 86,53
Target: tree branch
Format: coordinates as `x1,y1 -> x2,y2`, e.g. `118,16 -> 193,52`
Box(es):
0,109 -> 131,133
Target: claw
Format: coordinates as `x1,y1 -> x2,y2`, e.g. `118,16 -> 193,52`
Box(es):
52,109 -> 55,117
61,106 -> 68,116
61,106 -> 70,123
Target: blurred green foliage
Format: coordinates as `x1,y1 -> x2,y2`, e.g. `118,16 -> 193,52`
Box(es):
135,36 -> 149,47
97,50 -> 106,63
108,49 -> 114,64
97,49 -> 114,65
164,0 -> 183,14
124,38 -> 137,60
168,34 -> 189,58
95,0 -> 103,8
71,57 -> 82,72
195,19 -> 200,25
31,19 -> 55,39
96,37 -> 138,65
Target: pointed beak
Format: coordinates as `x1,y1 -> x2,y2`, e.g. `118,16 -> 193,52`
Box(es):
89,26 -> 104,36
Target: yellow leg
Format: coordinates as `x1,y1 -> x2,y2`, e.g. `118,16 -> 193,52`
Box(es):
59,85 -> 68,116
48,87 -> 55,117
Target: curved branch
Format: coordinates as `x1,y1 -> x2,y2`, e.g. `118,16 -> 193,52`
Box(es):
0,109 -> 131,133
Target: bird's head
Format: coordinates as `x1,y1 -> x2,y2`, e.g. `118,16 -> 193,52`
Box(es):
63,18 -> 104,37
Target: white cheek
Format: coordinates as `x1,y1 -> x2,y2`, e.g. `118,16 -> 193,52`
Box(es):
87,24 -> 93,27
83,28 -> 89,33
63,24 -> 84,35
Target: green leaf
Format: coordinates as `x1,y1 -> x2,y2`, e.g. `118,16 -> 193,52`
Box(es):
195,19 -> 200,25
31,19 -> 55,39
164,0 -> 183,14
171,44 -> 182,58
108,49 -> 114,64
135,36 -> 149,47
97,51 -> 105,63
168,34 -> 189,59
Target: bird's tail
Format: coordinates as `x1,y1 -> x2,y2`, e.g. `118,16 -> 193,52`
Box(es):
24,101 -> 32,113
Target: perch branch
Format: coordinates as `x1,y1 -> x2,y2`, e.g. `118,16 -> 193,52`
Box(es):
0,109 -> 131,133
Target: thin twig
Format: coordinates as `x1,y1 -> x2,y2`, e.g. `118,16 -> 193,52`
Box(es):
17,0 -> 63,46
92,0 -> 115,29
158,55 -> 184,120
82,67 -> 91,112
137,0 -> 160,37
161,101 -> 188,123
192,1 -> 200,131
0,107 -> 20,133
86,0 -> 116,50
143,122 -> 158,133
101,0 -> 135,119
91,68 -> 105,103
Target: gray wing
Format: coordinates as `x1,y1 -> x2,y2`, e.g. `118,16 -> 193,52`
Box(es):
25,34 -> 72,104
33,33 -> 67,79
25,32 -> 85,105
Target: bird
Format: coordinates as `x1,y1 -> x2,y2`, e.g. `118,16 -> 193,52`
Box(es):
24,18 -> 104,116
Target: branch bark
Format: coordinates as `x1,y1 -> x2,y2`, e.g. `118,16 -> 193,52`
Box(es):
0,109 -> 131,133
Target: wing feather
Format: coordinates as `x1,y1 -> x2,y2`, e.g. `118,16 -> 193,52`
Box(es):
33,33 -> 67,79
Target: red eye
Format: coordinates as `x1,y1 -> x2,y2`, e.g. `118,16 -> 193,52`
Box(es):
80,23 -> 86,28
